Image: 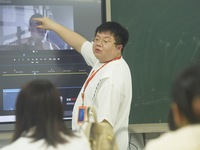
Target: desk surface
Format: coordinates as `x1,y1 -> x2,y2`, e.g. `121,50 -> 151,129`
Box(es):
129,123 -> 169,133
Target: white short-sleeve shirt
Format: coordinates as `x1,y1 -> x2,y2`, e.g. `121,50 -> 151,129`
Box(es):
72,41 -> 132,150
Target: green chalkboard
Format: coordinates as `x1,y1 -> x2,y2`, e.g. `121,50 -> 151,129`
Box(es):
111,0 -> 200,124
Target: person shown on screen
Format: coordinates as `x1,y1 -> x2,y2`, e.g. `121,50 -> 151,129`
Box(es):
32,17 -> 132,150
8,13 -> 60,50
0,79 -> 91,150
144,63 -> 200,150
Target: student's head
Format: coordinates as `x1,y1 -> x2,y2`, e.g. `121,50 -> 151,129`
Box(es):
171,63 -> 200,129
29,13 -> 46,41
13,79 -> 74,146
93,21 -> 129,63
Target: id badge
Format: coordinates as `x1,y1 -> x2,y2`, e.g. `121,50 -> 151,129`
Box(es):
77,106 -> 86,123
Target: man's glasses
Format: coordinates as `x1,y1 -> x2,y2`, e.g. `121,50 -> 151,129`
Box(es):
93,37 -> 117,46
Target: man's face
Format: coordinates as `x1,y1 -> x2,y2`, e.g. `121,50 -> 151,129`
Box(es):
92,31 -> 122,63
29,20 -> 46,41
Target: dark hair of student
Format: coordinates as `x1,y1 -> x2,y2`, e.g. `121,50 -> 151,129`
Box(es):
95,21 -> 129,52
13,79 -> 75,147
172,63 -> 200,124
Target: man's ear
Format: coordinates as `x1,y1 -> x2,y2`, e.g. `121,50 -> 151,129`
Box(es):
116,44 -> 123,51
171,102 -> 188,128
192,96 -> 200,119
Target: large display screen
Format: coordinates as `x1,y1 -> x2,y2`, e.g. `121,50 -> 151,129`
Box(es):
0,0 -> 106,123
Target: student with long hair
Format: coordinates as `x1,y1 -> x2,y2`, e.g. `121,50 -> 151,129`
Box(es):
1,79 -> 91,150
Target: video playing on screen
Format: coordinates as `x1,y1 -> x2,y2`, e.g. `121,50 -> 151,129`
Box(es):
0,0 -> 105,123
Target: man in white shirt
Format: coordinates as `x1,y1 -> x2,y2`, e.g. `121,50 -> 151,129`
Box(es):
33,17 -> 132,150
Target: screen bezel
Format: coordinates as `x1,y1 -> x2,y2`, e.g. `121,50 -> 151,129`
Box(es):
0,0 -> 109,128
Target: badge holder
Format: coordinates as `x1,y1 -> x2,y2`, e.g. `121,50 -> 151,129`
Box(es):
77,105 -> 87,123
